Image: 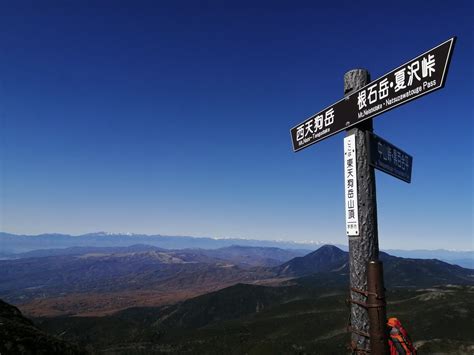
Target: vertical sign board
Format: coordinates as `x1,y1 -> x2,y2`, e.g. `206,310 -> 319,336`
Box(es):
344,135 -> 359,236
290,37 -> 456,152
367,132 -> 413,183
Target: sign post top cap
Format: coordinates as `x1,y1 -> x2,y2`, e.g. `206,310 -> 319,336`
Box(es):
344,68 -> 370,76
344,69 -> 371,94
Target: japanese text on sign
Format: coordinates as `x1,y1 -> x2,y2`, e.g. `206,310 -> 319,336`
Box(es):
356,53 -> 437,118
367,132 -> 413,183
344,134 -> 359,236
376,142 -> 410,171
290,37 -> 456,152
295,108 -> 335,144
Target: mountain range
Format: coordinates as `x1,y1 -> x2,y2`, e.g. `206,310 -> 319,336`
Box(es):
2,231 -> 472,268
1,243 -> 472,318
0,231 -> 318,254
1,242 -> 473,354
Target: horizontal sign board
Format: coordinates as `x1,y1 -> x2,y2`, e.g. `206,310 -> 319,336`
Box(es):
367,132 -> 413,183
291,37 -> 456,152
344,134 -> 359,236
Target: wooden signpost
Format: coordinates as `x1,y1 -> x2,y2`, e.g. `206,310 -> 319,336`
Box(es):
290,37 -> 456,354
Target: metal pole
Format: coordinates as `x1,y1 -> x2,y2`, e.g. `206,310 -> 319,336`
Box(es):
367,260 -> 389,354
344,69 -> 380,353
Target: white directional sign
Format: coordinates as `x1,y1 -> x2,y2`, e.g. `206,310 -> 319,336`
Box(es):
344,135 -> 359,236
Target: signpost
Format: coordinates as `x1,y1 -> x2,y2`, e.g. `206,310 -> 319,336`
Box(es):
290,37 -> 456,152
289,38 -> 456,354
367,132 -> 413,183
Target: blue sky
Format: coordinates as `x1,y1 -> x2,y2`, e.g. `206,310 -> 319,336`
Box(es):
0,0 -> 472,250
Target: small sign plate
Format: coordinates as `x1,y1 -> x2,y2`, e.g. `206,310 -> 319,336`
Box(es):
367,132 -> 413,183
344,135 -> 359,236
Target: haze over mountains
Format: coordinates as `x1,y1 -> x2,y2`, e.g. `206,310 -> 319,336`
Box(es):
0,231 -> 317,254
1,232 -> 472,268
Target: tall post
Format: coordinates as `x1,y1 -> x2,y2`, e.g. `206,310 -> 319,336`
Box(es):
344,69 -> 380,353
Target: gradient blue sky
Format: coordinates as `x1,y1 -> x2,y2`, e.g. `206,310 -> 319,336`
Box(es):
0,0 -> 472,250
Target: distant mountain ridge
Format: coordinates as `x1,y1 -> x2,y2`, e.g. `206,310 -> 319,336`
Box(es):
1,232 -> 471,268
275,245 -> 348,276
0,231 -> 320,255
3,244 -> 307,267
1,244 -> 473,318
384,248 -> 473,269
276,246 -> 473,287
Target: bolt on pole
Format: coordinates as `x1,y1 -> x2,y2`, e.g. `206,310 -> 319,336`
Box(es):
344,69 -> 381,353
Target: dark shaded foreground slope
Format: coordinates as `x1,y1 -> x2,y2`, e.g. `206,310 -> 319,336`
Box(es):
8,245 -> 474,354
34,283 -> 474,354
0,299 -> 86,354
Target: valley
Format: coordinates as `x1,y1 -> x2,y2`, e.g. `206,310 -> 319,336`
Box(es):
1,241 -> 473,353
